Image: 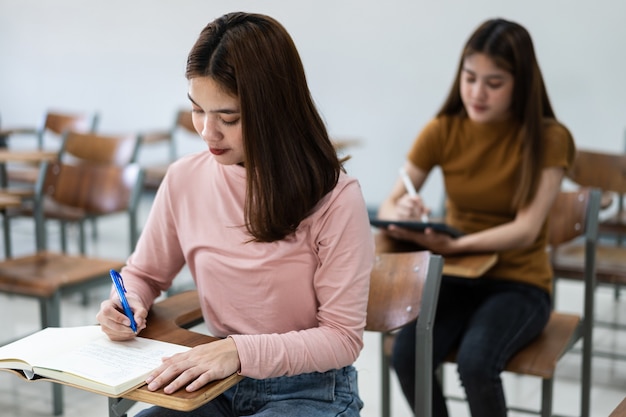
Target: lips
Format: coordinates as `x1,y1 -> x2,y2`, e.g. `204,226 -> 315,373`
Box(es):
471,104 -> 487,112
210,148 -> 227,156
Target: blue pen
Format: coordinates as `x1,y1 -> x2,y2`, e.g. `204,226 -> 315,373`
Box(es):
109,269 -> 138,333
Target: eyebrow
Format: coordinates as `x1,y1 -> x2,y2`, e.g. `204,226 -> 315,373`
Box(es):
462,68 -> 507,80
187,93 -> 240,114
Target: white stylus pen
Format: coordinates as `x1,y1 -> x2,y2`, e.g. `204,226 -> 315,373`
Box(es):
399,167 -> 429,222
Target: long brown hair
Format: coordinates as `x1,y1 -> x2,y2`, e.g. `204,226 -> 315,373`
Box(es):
438,18 -> 556,209
186,12 -> 341,242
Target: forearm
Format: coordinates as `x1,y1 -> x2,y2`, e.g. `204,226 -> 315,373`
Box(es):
449,220 -> 539,254
231,325 -> 363,379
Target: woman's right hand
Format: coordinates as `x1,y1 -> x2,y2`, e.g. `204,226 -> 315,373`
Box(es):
96,295 -> 148,341
395,193 -> 430,221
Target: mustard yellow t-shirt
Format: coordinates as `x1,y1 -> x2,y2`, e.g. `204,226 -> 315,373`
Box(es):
408,115 -> 575,293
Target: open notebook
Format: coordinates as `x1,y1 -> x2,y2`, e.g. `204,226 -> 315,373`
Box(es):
0,325 -> 190,396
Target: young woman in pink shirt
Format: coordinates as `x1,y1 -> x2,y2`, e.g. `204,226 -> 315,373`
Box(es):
97,12 -> 374,417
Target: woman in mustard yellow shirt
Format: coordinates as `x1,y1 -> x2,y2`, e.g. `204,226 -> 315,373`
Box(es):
378,18 -> 575,417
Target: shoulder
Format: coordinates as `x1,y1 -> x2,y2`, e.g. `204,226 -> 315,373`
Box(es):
541,118 -> 576,168
329,172 -> 367,205
166,151 -> 217,179
161,151 -> 218,192
307,173 -> 367,223
542,118 -> 574,141
408,115 -> 465,168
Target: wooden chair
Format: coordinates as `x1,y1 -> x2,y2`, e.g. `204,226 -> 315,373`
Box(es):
370,251 -> 444,417
557,148 -> 626,360
445,188 -> 600,417
380,188 -> 600,417
6,130 -> 141,254
0,110 -> 99,192
0,160 -> 143,416
138,109 -> 195,191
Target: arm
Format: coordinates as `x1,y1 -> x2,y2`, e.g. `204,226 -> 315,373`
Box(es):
231,179 -> 375,378
377,162 -> 431,220
97,173 -> 186,340
385,166 -> 565,255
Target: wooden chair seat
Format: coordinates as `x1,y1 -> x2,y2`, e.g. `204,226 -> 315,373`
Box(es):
0,186 -> 35,198
10,197 -> 86,222
385,311 -> 580,381
504,312 -> 580,378
6,166 -> 40,184
0,251 -> 124,298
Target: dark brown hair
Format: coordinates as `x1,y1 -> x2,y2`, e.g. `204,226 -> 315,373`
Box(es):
438,18 -> 556,209
186,12 -> 341,242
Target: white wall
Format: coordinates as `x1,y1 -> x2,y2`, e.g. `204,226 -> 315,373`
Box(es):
1,0 -> 625,209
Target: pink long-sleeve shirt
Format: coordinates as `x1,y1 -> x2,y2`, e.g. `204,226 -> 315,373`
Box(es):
121,151 -> 374,379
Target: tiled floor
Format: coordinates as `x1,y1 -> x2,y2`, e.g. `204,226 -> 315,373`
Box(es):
0,193 -> 624,416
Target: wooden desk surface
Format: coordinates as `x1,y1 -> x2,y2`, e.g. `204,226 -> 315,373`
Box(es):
374,232 -> 497,278
0,150 -> 57,163
0,291 -> 240,413
121,291 -> 243,411
0,192 -> 22,209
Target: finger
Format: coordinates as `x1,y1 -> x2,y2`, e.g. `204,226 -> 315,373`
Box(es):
185,370 -> 217,392
147,360 -> 194,393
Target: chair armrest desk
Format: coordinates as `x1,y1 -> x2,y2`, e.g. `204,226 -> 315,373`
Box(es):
110,290 -> 243,416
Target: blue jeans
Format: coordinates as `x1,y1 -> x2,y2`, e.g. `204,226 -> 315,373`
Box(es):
135,365 -> 363,416
392,276 -> 551,417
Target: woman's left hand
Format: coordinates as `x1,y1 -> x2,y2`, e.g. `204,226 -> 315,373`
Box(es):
385,225 -> 458,255
145,337 -> 241,394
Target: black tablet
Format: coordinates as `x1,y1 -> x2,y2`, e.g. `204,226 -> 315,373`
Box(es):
369,218 -> 464,238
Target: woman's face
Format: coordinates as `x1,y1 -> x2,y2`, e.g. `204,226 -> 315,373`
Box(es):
460,53 -> 514,123
188,77 -> 244,165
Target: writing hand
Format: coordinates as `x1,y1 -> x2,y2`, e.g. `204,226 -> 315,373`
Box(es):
396,194 -> 430,221
96,295 -> 148,341
145,337 -> 241,394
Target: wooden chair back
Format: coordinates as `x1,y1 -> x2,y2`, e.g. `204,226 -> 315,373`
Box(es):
38,161 -> 143,215
139,109 -> 198,190
175,109 -> 195,134
368,251 -> 443,417
366,251 -> 441,333
37,111 -> 99,150
548,187 -> 597,247
567,148 -> 626,242
567,149 -> 626,194
41,111 -> 97,136
32,160 -> 144,252
59,130 -> 140,166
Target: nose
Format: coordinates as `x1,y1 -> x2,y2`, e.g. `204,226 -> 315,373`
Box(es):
471,81 -> 488,101
197,116 -> 223,144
